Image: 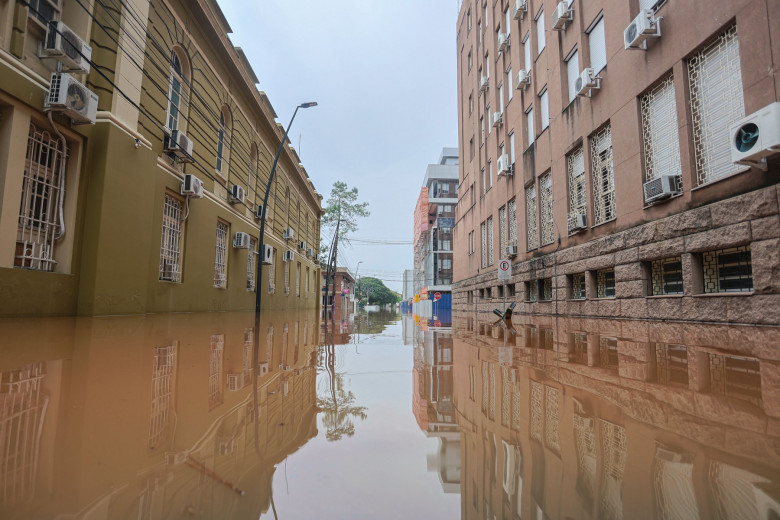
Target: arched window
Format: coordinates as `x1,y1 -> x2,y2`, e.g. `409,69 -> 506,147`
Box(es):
216,105 -> 232,174
166,47 -> 190,131
249,143 -> 258,203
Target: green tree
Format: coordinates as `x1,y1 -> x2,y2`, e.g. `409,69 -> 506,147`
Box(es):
321,181 -> 370,246
356,277 -> 401,306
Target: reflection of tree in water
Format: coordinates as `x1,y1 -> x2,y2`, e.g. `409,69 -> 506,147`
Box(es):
317,342 -> 368,442
354,310 -> 401,335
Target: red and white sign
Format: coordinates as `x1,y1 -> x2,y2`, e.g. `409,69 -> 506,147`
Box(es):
433,292 -> 442,301
497,259 -> 511,281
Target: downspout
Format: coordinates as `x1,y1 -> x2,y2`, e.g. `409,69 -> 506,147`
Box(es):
47,112 -> 67,240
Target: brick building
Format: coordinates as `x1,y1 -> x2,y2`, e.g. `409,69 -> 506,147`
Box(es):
454,0 -> 780,324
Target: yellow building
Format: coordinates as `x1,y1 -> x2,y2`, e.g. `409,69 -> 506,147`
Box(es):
0,0 -> 322,316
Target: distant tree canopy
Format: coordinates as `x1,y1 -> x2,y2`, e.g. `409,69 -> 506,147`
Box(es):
356,277 -> 401,306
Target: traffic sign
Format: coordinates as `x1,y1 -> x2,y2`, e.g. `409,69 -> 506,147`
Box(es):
433,292 -> 442,301
498,259 -> 511,280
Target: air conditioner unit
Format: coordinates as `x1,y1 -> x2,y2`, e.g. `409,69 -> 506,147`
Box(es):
283,228 -> 295,240
729,101 -> 780,170
498,31 -> 510,52
279,364 -> 291,371
516,69 -> 531,89
643,174 -> 681,203
254,204 -> 266,220
233,232 -> 250,249
44,73 -> 98,124
165,129 -> 194,162
479,74 -> 489,92
262,244 -> 274,265
569,213 -> 587,232
229,185 -> 245,204
506,244 -> 518,257
513,0 -> 527,19
306,247 -> 314,257
298,240 -> 306,251
257,362 -> 269,376
575,68 -> 599,97
226,373 -> 242,391
181,174 -> 204,198
655,447 -> 685,463
42,21 -> 92,74
280,380 -> 290,396
551,1 -> 573,30
492,111 -> 503,128
624,9 -> 661,50
497,154 -> 510,175
283,250 -> 294,262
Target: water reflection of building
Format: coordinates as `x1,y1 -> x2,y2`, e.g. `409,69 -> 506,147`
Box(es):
0,310 -> 319,519
452,312 -> 780,520
413,326 -> 461,494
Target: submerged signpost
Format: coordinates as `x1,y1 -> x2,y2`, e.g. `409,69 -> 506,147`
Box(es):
498,258 -> 511,312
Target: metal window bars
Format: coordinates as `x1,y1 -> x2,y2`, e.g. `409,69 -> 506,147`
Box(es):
597,268 -> 616,298
508,199 -> 517,246
213,221 -> 228,287
481,222 -> 487,268
702,246 -> 752,293
247,237 -> 257,291
571,273 -> 586,299
208,335 -> 224,408
526,185 -> 538,250
591,124 -> 616,225
487,216 -> 495,266
540,173 -> 554,245
545,386 -> 560,453
641,74 -> 682,183
651,256 -> 684,295
159,194 -> 183,282
149,344 -> 176,449
567,146 -> 587,233
16,124 -> 63,272
529,381 -> 543,442
499,206 -> 507,257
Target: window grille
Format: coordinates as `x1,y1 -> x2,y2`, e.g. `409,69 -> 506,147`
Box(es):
526,184 -> 538,250
529,381 -> 543,441
573,405 -> 597,502
540,173 -> 554,245
689,25 -> 744,186
570,332 -> 588,364
600,420 -> 627,520
567,146 -> 587,233
487,216 -> 494,265
28,0 -> 59,25
508,199 -> 517,247
545,386 -> 560,453
702,246 -> 752,293
499,206 -> 507,257
708,354 -> 762,407
600,337 -> 619,369
641,74 -> 681,184
501,367 -> 511,427
209,335 -> 224,408
246,237 -> 257,291
159,194 -> 183,282
651,256 -> 683,295
296,262 -> 301,296
213,221 -> 228,288
596,268 -> 615,298
284,261 -> 290,294
481,222 -> 487,268
571,273 -> 586,299
511,387 -> 522,431
16,124 -> 64,272
305,267 -> 310,298
538,278 -> 552,301
489,363 -> 496,420
149,344 -> 177,449
268,247 -> 276,293
166,50 -> 185,131
655,344 -> 689,386
525,280 -> 537,302
591,124 -> 615,225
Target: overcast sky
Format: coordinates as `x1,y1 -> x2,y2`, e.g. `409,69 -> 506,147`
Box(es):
219,1 -> 460,291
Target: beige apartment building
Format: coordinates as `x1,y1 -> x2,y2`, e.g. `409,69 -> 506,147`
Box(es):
453,0 -> 780,324
0,0 -> 321,316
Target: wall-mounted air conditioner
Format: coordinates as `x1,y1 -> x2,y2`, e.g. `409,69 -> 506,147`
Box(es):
262,244 -> 274,265
283,250 -> 294,262
181,174 -> 204,198
226,373 -> 242,391
42,21 -> 92,74
729,101 -> 780,170
624,9 -> 661,50
257,362 -> 269,376
254,204 -> 265,220
306,247 -> 314,257
165,129 -> 194,162
298,240 -> 306,251
229,185 -> 245,204
492,111 -> 503,128
497,154 -> 510,175
283,228 -> 295,240
44,73 -> 98,124
506,244 -> 518,257
498,32 -> 510,52
551,1 -> 574,31
513,0 -> 527,19
575,68 -> 600,97
233,232 -> 250,249
569,213 -> 587,233
643,174 -> 681,203
516,69 -> 531,89
479,74 -> 489,92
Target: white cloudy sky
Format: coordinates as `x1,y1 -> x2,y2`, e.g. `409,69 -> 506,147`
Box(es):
220,1 -> 460,291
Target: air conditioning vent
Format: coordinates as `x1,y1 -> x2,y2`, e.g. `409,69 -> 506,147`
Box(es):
513,0 -> 527,19
283,250 -> 294,262
569,213 -> 587,233
283,228 -> 294,240
229,184 -> 245,204
298,240 -> 306,251
306,247 -> 314,257
643,175 -> 681,203
44,73 -> 98,124
551,1 -> 573,31
506,244 -> 518,257
165,130 -> 194,162
492,111 -> 503,128
257,362 -> 269,376
181,174 -> 204,198
42,21 -> 92,74
262,244 -> 274,265
497,154 -> 510,175
226,373 -> 242,391
624,9 -> 661,50
516,69 -> 531,89
233,232 -> 250,249
575,68 -> 599,97
498,31 -> 510,52
729,101 -> 780,170
254,204 -> 266,220
479,74 -> 489,92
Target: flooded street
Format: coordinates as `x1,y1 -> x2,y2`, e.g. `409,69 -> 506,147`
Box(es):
1,309 -> 779,519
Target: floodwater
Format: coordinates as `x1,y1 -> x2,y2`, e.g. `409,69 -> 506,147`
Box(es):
0,308 -> 779,519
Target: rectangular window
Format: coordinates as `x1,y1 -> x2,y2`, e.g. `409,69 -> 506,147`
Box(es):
214,221 -> 228,288
305,266 -> 310,298
481,222 -> 487,268
588,16 -> 606,73
641,74 -> 682,185
523,33 -> 531,73
567,146 -> 587,233
702,246 -> 753,293
650,257 -> 683,295
505,8 -> 511,35
268,247 -> 276,293
689,24 -> 744,186
481,168 -> 487,194
707,353 -> 762,407
536,8 -> 545,55
507,67 -> 513,100
527,107 -> 535,146
509,132 -> 516,167
481,116 -> 485,144
296,262 -> 301,297
540,172 -> 554,246
540,88 -> 549,130
28,0 -> 60,26
566,49 -> 579,103
468,49 -> 473,71
591,124 -> 616,225
469,93 -> 473,114
596,268 -> 615,298
488,160 -> 493,189
526,184 -> 538,250
508,199 -> 517,248
247,236 -> 257,291
487,216 -> 494,265
209,335 -> 224,408
159,193 -> 184,282
499,205 -> 507,258
284,260 -> 290,294
570,273 -> 586,299
442,258 -> 452,269
525,281 -> 537,302
655,344 -> 689,386
499,83 -> 504,112
538,278 -> 552,301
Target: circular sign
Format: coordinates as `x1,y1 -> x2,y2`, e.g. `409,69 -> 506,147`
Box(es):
433,292 -> 442,301
499,259 -> 511,272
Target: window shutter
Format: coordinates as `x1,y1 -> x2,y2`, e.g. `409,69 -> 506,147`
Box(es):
567,50 -> 579,102
588,18 -> 606,73
540,89 -> 549,130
